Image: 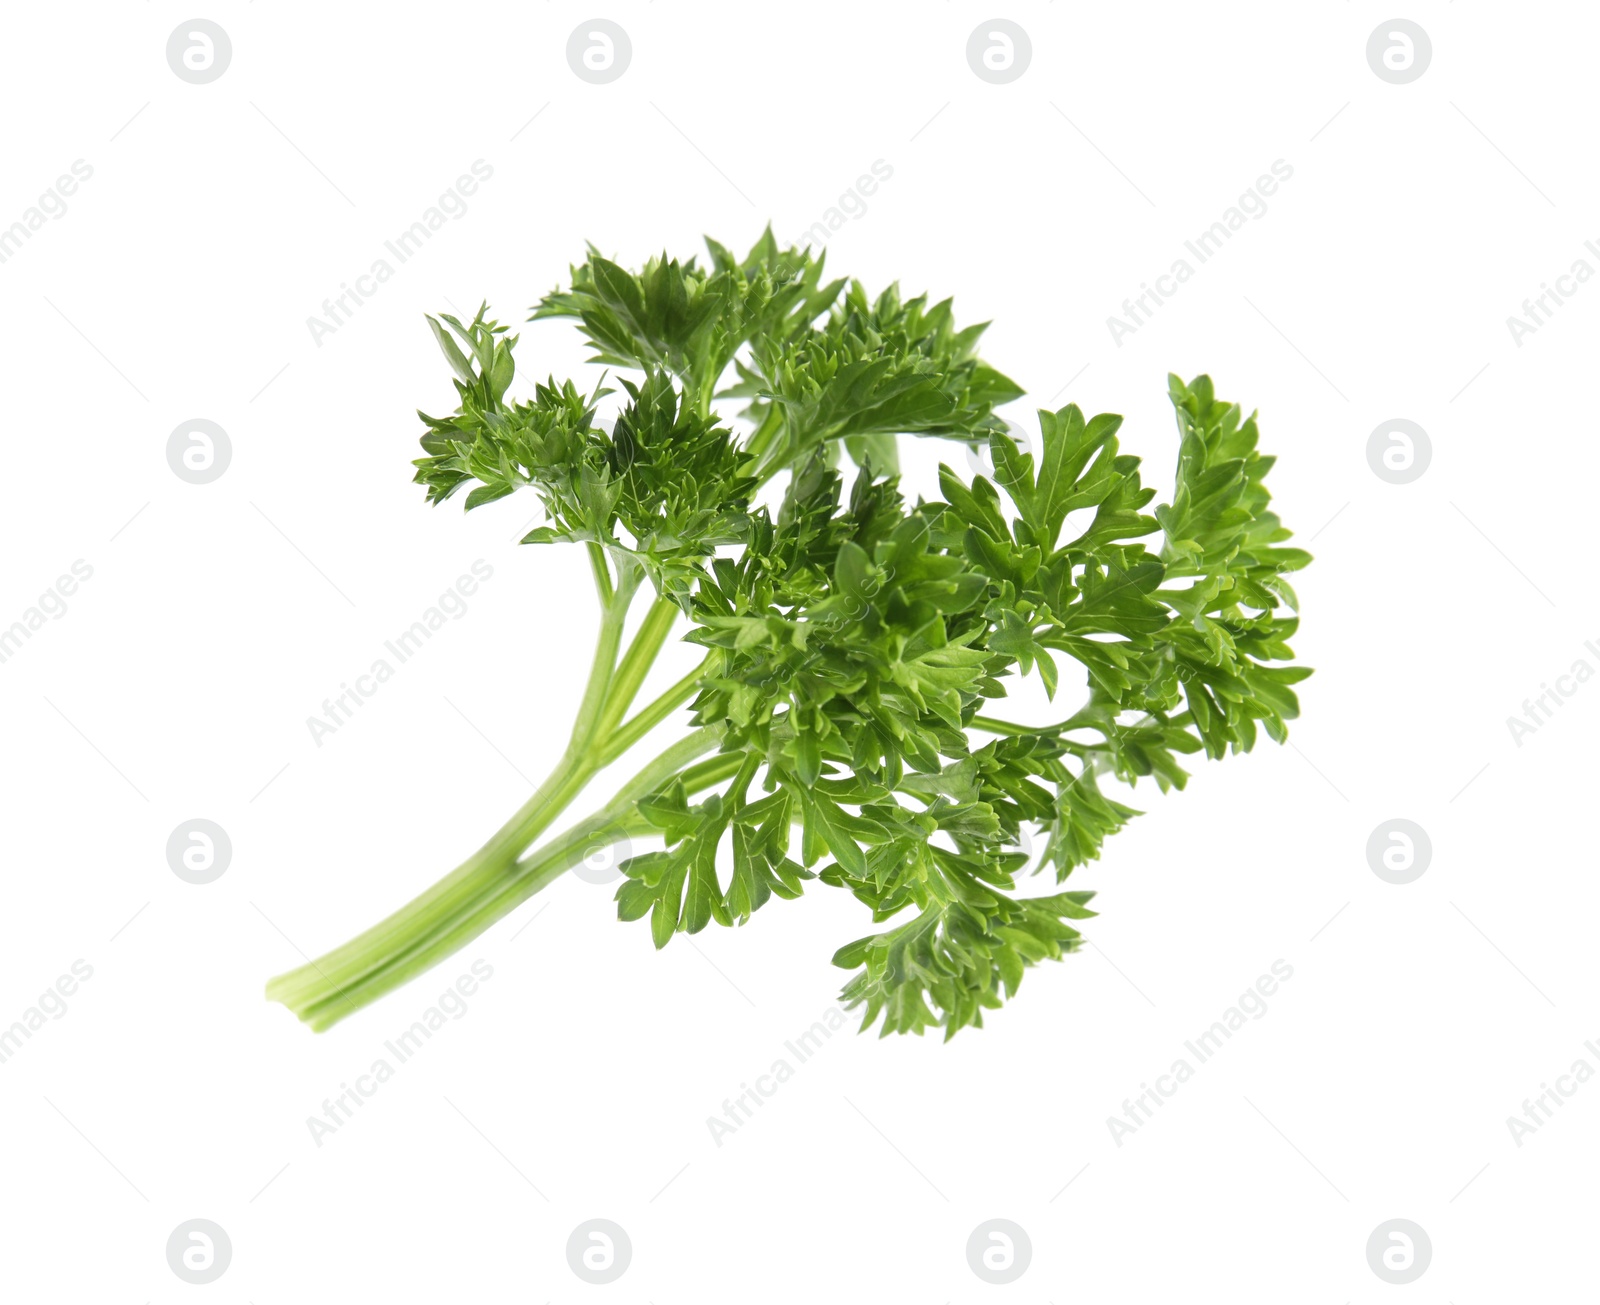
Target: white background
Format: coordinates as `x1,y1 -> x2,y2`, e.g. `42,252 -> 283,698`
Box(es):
1,2 -> 1595,1300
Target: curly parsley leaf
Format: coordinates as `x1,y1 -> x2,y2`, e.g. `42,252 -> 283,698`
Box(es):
267,232 -> 1313,1041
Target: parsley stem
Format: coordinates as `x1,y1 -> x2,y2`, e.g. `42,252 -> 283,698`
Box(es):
969,713 -> 1097,756
586,541 -> 614,605
291,582 -> 657,997
567,569 -> 639,750
740,405 -> 785,471
279,728 -> 722,1029
969,714 -> 1034,736
596,596 -> 679,737
599,655 -> 713,766
266,575 -> 722,1029
264,746 -> 601,1011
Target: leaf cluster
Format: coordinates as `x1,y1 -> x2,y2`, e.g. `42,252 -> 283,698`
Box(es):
410,231 -> 1312,1037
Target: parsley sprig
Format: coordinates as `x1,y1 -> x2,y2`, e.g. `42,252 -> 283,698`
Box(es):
266,231 -> 1311,1037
